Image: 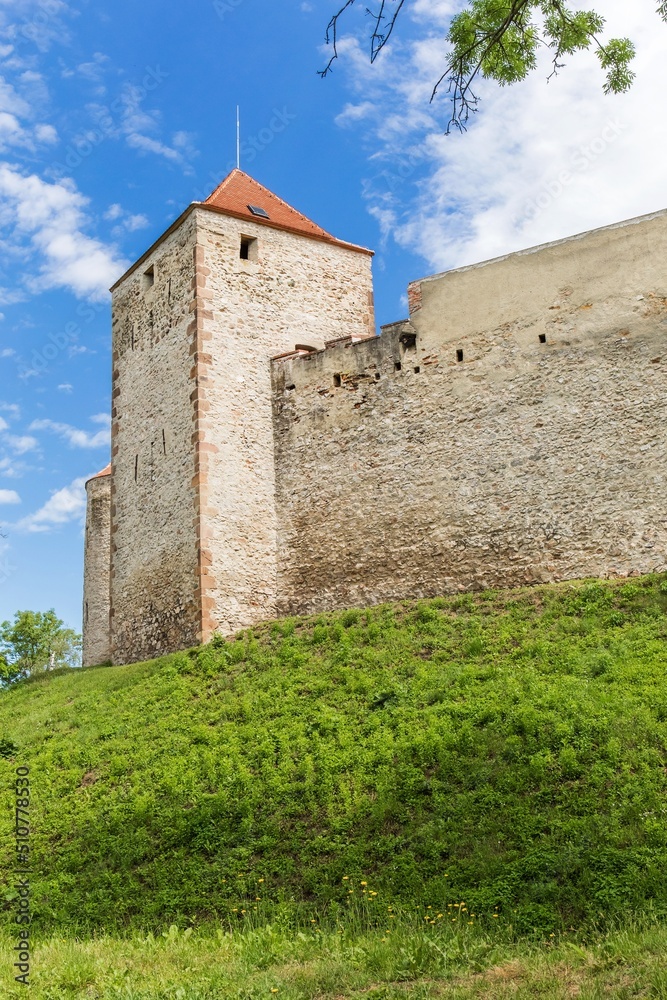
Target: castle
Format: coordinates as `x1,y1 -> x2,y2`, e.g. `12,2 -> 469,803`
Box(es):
82,168 -> 667,667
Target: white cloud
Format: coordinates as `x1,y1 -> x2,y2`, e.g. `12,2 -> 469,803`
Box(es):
0,165 -> 129,300
0,415 -> 7,431
16,475 -> 86,533
0,402 -> 19,417
104,202 -> 149,234
0,487 -> 19,503
30,413 -> 110,448
35,122 -> 57,143
104,202 -> 123,221
5,433 -> 37,453
119,86 -> 197,172
0,347 -> 14,357
336,2 -> 667,275
57,382 -> 72,392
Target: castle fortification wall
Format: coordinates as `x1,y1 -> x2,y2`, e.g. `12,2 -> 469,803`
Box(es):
194,208 -> 374,637
110,213 -> 201,664
272,211 -> 667,615
82,470 -> 111,667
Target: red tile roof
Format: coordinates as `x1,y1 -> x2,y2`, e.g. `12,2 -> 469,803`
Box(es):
87,464 -> 111,484
201,169 -> 371,254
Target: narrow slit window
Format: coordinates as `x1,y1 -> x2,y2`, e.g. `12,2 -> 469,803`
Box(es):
539,333 -> 547,344
134,455 -> 138,482
162,429 -> 167,455
143,265 -> 154,290
456,349 -> 464,363
333,373 -> 342,388
240,236 -> 258,262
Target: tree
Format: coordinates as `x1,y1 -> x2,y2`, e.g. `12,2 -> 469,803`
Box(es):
0,610 -> 81,684
321,1 -> 665,132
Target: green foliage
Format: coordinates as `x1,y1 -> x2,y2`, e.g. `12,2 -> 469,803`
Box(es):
1,576 -> 667,937
0,609 -> 81,683
323,0 -> 649,131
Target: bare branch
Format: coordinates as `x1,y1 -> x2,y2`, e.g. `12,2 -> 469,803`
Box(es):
319,0 -> 408,77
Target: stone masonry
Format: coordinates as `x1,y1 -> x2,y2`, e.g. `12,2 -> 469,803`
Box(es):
82,466 -> 111,667
82,170 -> 667,667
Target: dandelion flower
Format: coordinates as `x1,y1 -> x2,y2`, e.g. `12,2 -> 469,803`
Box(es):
360,881 -> 367,886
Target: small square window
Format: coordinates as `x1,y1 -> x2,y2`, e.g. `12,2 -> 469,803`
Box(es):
539,333 -> 547,344
456,349 -> 464,363
240,236 -> 258,262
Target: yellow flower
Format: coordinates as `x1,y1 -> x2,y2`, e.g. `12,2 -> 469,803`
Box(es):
271,990 -> 279,994
492,914 -> 499,918
437,914 -> 443,919
342,876 -> 349,881
360,881 -> 367,886
258,878 -> 264,883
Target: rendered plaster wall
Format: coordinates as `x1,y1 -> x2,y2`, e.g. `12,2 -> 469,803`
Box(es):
272,211 -> 667,616
82,473 -> 111,667
193,208 -> 374,636
110,213 -> 201,664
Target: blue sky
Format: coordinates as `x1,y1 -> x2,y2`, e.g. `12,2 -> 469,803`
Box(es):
1,0 -> 666,635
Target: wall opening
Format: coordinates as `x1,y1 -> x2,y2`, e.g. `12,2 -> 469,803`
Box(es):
162,429 -> 167,455
395,361 -> 402,371
142,265 -> 154,290
134,455 -> 138,482
456,349 -> 464,363
414,366 -> 421,374
333,373 -> 342,387
240,236 -> 258,262
539,333 -> 547,344
375,372 -> 381,380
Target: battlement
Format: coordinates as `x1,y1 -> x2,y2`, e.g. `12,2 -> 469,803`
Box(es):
82,167 -> 667,667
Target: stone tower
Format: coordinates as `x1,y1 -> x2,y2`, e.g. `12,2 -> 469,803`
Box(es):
82,465 -> 111,667
99,169 -> 374,666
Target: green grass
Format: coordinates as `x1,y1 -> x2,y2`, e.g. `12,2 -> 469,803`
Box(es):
3,915 -> 667,998
2,575 -> 667,938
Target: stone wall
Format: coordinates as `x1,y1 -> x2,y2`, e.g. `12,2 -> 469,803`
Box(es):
194,208 -> 374,637
82,471 -> 111,667
110,213 -> 201,665
272,210 -> 667,616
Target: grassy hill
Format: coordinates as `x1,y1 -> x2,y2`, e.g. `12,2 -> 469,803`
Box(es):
2,575 -> 667,938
